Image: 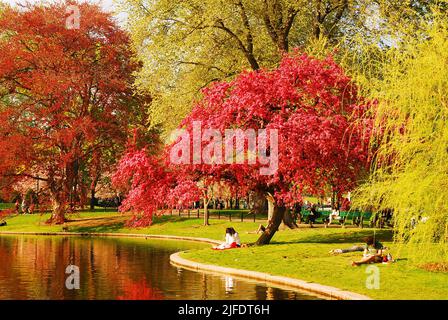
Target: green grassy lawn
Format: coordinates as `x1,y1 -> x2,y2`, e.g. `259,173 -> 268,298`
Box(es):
0,203 -> 13,210
0,211 -> 447,300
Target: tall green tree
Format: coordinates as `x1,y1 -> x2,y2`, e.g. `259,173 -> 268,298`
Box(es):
117,0 -> 365,134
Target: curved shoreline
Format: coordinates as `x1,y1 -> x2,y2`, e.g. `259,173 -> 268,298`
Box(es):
0,231 -> 371,300
0,230 -> 222,245
170,252 -> 371,300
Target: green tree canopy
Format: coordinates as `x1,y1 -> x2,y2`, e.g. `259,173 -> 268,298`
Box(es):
117,0 -> 375,134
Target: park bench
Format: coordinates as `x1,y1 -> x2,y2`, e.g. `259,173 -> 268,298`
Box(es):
299,208 -> 372,227
341,211 -> 373,227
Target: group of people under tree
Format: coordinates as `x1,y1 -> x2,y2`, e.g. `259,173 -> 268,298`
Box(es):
191,197 -> 250,211
188,191 -> 392,231
13,191 -> 38,215
287,197 -> 394,229
288,198 -> 347,228
215,227 -> 394,267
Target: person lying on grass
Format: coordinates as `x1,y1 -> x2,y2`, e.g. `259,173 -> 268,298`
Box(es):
329,245 -> 365,254
246,224 -> 266,234
351,236 -> 385,266
246,219 -> 272,234
329,236 -> 389,255
213,227 -> 241,250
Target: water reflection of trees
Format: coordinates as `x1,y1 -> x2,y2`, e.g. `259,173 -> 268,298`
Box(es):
117,277 -> 163,300
0,236 -> 314,300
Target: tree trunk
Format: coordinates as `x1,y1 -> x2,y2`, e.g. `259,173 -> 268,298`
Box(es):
265,192 -> 275,224
47,197 -> 66,224
235,189 -> 239,209
90,187 -> 96,210
331,188 -> 336,209
46,178 -> 67,224
203,197 -> 209,226
267,197 -> 274,221
282,208 -> 298,229
250,190 -> 268,215
90,153 -> 101,211
255,204 -> 286,245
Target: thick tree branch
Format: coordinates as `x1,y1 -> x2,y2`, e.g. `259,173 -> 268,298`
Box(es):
213,19 -> 260,70
262,0 -> 298,52
3,173 -> 49,182
236,0 -> 255,59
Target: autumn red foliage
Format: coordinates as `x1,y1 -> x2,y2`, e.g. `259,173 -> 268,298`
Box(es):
0,1 -> 151,223
113,51 -> 372,243
117,277 -> 164,300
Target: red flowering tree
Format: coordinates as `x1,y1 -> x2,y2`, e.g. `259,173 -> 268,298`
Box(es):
113,52 -> 372,244
0,1 -> 150,223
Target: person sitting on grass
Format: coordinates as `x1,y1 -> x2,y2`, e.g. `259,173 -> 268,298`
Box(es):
213,227 -> 241,250
351,236 -> 384,266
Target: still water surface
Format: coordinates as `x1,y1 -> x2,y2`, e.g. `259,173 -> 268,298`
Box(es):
0,235 -> 322,300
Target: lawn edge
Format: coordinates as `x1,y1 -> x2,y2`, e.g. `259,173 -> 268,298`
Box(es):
0,231 -> 372,300
171,252 -> 372,300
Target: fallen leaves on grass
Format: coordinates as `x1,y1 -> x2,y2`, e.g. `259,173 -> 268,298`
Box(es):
420,263 -> 448,273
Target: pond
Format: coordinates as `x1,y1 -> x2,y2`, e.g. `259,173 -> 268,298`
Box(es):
0,235 -> 323,300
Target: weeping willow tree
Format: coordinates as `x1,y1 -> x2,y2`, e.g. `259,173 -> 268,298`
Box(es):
352,8 -> 448,264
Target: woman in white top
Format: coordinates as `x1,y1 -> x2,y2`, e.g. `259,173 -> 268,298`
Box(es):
328,207 -> 340,225
230,228 -> 241,246
214,227 -> 241,249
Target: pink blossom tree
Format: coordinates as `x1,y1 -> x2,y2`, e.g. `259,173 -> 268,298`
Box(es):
113,51 -> 372,244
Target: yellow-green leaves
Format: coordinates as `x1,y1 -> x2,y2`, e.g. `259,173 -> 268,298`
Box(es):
116,0 -> 363,136
353,9 -> 448,263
